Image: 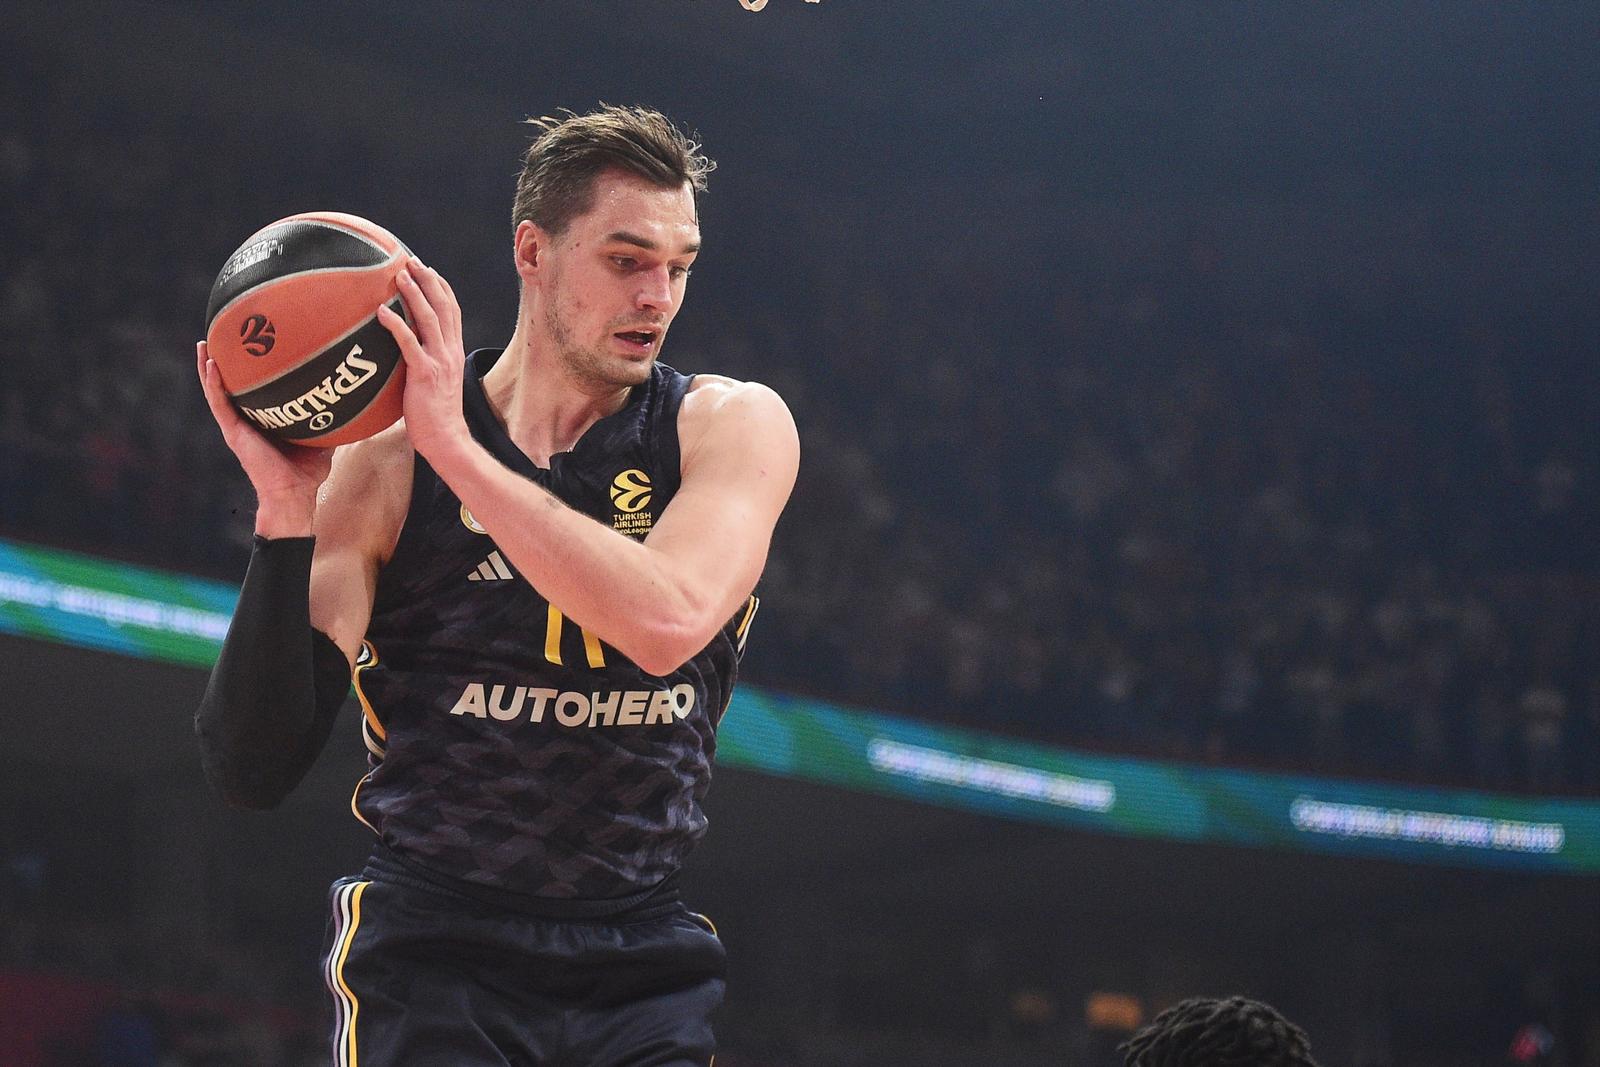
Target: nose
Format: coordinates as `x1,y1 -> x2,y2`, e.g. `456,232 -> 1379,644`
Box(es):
635,266 -> 675,314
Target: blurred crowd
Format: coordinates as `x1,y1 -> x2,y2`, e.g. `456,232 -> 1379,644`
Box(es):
744,264 -> 1600,795
3,43 -> 1598,798
0,912 -> 323,1067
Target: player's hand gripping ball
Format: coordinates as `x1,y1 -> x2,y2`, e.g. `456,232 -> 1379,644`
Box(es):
204,212 -> 412,447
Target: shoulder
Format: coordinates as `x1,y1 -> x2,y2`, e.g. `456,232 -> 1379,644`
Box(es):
678,374 -> 797,463
316,419 -> 415,562
673,374 -> 799,499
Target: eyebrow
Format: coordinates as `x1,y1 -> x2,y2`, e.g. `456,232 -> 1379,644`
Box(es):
605,230 -> 700,255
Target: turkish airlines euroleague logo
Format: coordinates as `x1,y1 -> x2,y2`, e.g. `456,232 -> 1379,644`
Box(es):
610,469 -> 652,513
610,469 -> 654,537
240,314 -> 276,356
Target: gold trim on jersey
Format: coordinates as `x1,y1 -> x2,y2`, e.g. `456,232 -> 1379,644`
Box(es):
349,641 -> 383,834
353,640 -> 386,753
735,595 -> 760,657
349,774 -> 377,834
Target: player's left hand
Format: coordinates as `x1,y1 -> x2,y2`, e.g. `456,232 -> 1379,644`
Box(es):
378,256 -> 467,463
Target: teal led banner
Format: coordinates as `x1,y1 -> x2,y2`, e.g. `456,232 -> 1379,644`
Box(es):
4,536 -> 1598,873
0,538 -> 236,668
717,688 -> 1600,874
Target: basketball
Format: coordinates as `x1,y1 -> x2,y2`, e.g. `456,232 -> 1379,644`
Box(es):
204,211 -> 412,448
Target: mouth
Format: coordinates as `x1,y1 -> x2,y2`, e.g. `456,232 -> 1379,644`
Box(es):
612,328 -> 660,354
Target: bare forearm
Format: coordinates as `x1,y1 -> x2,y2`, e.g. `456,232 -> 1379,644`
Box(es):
430,440 -> 709,674
254,489 -> 318,538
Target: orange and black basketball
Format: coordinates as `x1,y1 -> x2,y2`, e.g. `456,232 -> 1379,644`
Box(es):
204,211 -> 411,447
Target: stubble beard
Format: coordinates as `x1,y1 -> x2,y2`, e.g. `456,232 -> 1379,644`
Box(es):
543,293 -> 653,392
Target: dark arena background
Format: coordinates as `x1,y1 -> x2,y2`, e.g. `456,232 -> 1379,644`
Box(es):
4,2 -> 1600,1065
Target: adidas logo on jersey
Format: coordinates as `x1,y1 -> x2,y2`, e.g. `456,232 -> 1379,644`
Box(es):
468,550 -> 514,582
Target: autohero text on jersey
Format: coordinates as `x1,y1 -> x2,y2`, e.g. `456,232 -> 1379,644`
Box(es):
449,682 -> 697,728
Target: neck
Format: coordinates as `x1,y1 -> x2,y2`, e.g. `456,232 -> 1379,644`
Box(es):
482,325 -> 635,468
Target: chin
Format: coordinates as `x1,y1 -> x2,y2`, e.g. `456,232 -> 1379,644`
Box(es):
608,351 -> 657,384
616,360 -> 655,387
560,345 -> 654,390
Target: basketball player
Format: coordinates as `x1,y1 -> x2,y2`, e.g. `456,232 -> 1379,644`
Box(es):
193,106 -> 798,1066
1120,995 -> 1322,1067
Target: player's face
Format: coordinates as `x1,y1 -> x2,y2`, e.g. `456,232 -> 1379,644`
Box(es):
540,171 -> 700,390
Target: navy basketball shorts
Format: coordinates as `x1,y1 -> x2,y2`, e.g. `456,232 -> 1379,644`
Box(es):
319,851 -> 726,1067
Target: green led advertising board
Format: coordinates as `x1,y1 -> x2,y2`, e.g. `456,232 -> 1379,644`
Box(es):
4,536 -> 1597,874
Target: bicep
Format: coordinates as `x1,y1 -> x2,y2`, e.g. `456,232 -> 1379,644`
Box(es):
645,382 -> 799,623
308,540 -> 376,670
307,435 -> 409,667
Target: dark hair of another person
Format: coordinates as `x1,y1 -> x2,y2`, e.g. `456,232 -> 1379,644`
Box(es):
1119,996 -> 1321,1067
511,104 -> 716,237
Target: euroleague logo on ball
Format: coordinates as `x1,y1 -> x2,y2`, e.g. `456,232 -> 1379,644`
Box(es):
240,314 -> 277,356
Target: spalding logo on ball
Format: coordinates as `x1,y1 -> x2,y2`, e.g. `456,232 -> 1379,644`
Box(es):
204,212 -> 412,447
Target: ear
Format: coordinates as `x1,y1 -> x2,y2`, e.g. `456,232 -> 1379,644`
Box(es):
513,220 -> 547,283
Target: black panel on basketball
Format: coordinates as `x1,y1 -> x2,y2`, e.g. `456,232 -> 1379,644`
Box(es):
204,221 -> 391,327
228,299 -> 405,441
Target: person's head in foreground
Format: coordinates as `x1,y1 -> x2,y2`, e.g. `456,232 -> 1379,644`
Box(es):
1120,995 -> 1321,1067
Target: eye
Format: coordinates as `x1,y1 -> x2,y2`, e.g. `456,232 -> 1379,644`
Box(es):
671,266 -> 693,280
611,256 -> 637,270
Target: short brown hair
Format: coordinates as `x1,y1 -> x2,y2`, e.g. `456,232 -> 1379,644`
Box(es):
512,105 -> 715,236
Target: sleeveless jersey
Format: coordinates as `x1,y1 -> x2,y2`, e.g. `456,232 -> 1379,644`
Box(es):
350,349 -> 759,900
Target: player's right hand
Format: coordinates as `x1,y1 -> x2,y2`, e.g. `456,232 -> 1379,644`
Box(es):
197,340 -> 333,533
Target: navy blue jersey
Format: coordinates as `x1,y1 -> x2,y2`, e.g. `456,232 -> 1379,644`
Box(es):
350,349 -> 758,900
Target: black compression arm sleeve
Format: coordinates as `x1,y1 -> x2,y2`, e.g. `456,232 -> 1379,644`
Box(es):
195,535 -> 353,810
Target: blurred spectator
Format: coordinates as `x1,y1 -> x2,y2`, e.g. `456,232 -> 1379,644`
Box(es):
1519,676 -> 1568,791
